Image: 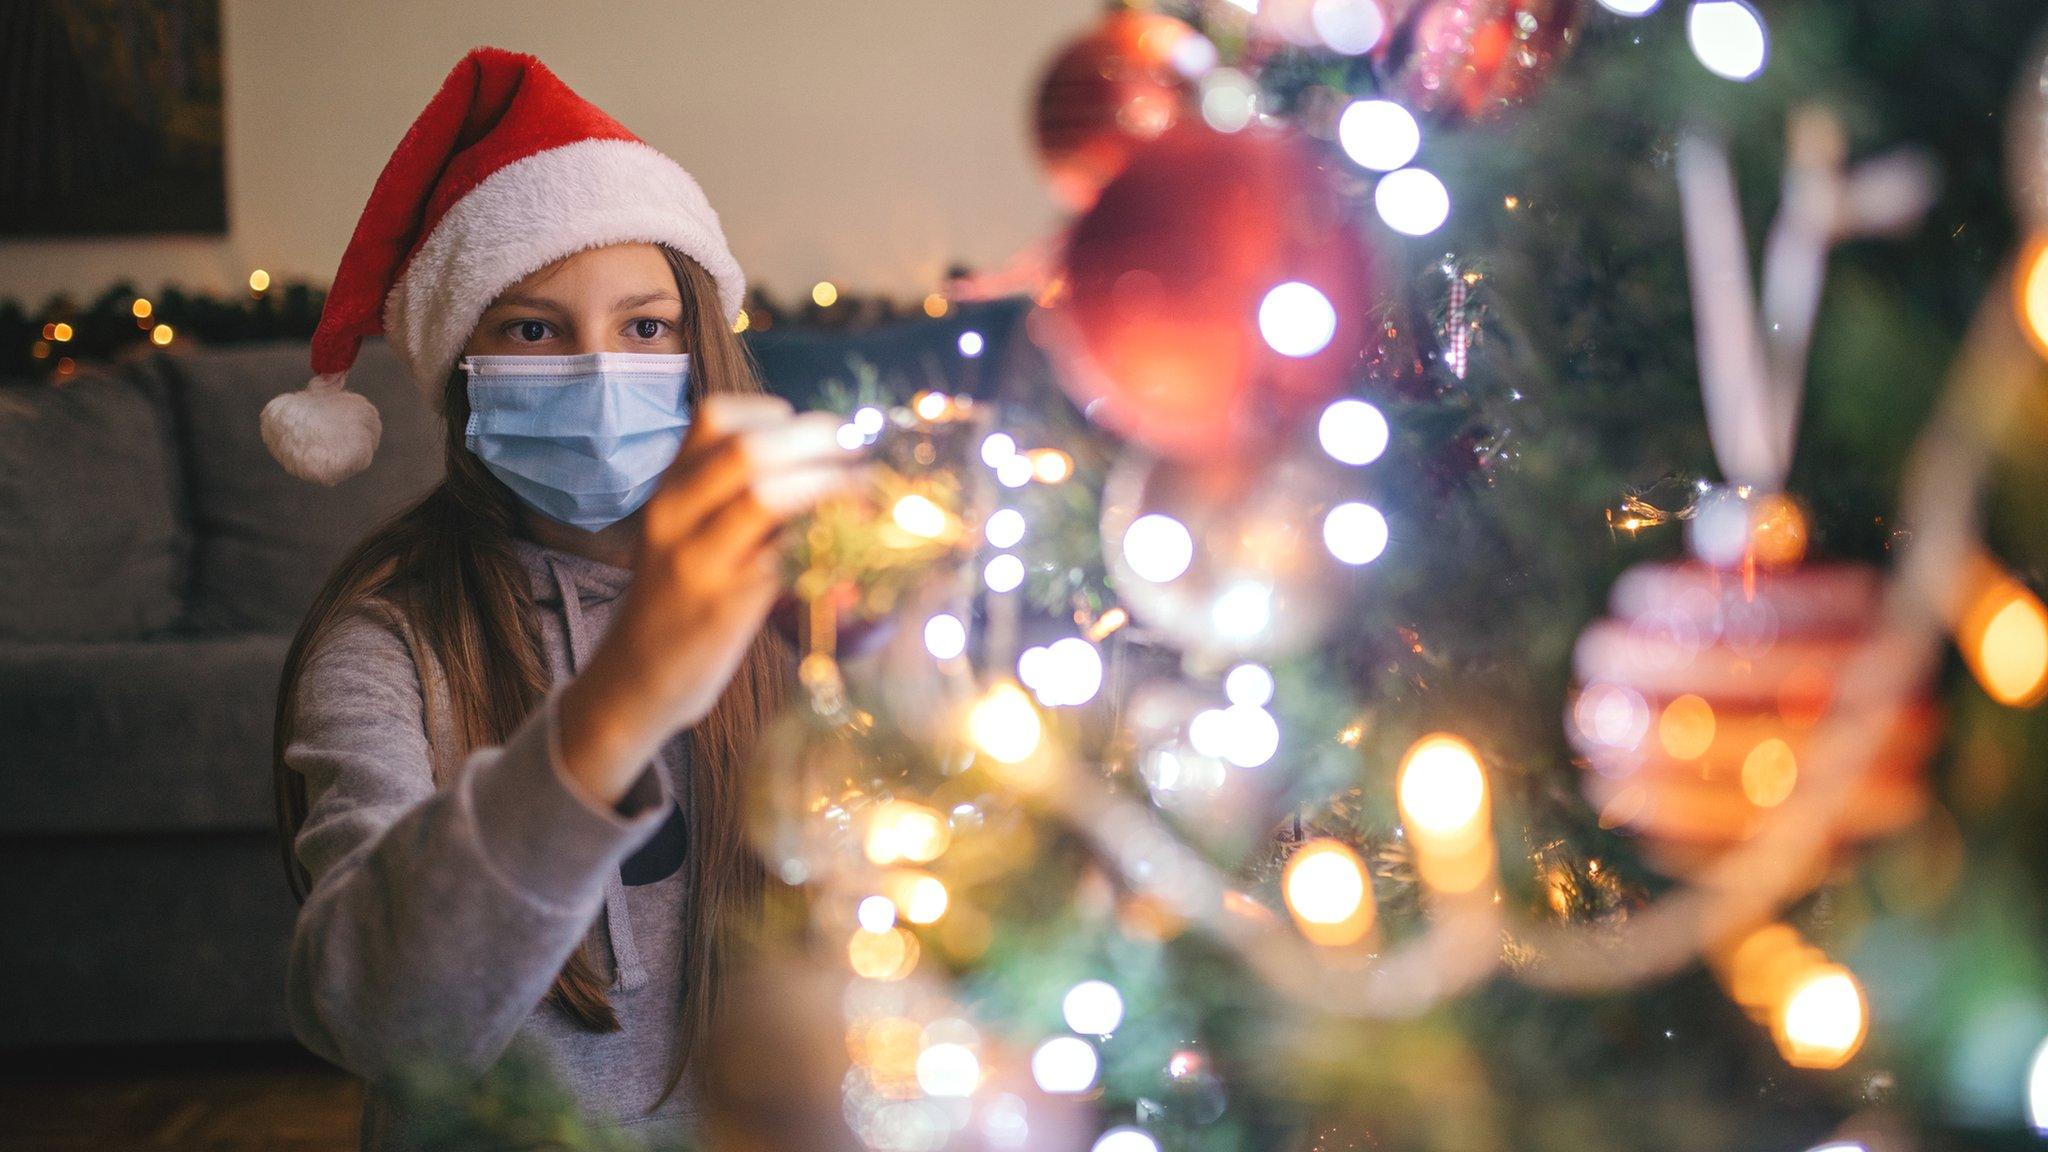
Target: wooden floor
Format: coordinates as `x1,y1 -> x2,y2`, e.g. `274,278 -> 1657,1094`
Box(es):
0,1042 -> 361,1151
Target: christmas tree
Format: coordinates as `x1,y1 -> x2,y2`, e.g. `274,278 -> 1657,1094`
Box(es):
404,2 -> 2048,1150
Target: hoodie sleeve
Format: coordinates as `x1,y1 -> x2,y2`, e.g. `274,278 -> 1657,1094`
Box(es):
283,603 -> 671,1082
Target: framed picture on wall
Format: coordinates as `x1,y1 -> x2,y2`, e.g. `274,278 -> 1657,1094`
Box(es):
0,0 -> 227,237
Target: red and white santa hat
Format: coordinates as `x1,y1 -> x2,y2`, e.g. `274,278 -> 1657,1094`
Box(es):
261,46 -> 746,484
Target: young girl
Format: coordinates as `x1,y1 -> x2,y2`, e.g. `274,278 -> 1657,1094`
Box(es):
261,47 -> 850,1147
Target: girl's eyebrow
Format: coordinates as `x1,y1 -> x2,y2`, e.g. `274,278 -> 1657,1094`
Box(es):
485,293 -> 566,314
614,291 -> 681,310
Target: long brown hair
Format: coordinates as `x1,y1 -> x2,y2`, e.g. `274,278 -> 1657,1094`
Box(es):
273,246 -> 788,1102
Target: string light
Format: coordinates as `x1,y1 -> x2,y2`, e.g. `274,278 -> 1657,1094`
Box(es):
1032,1036 -> 1099,1094
1959,570 -> 2048,707
865,800 -> 951,866
1258,281 -> 1338,357
812,280 -> 839,307
914,390 -> 951,420
1740,738 -> 1798,808
2017,237 -> 2048,359
923,292 -> 950,318
884,870 -> 950,924
848,925 -> 918,980
1398,734 -> 1487,840
1283,838 -> 1376,946
248,268 -> 270,292
997,454 -> 1035,488
1122,514 -> 1195,582
50,323 -> 73,342
1029,448 -> 1073,483
1224,663 -> 1275,708
1092,1128 -> 1160,1152
1309,0 -> 1386,54
1687,0 -> 1769,82
984,553 -> 1026,592
1318,398 -> 1390,466
733,310 -> 751,333
958,330 -> 986,357
916,1042 -> 981,1098
131,298 -> 152,319
2027,1035 -> 2048,1133
1323,502 -> 1389,565
1596,0 -> 1660,13
1658,694 -> 1717,759
892,493 -> 950,539
1375,168 -> 1451,236
981,432 -> 1017,467
857,895 -> 898,933
1337,100 -> 1421,172
968,680 -> 1042,764
1062,981 -> 1125,1035
1774,964 -> 1867,1069
923,613 -> 968,660
985,507 -> 1026,549
151,324 -> 175,346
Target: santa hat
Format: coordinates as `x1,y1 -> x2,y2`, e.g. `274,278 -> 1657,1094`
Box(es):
261,46 -> 746,484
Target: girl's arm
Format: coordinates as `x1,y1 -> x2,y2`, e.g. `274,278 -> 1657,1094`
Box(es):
283,603 -> 667,1081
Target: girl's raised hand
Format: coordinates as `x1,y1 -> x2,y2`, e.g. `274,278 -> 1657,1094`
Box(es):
555,395 -> 857,807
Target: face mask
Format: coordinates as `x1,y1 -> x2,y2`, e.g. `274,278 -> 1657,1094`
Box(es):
462,351 -> 692,531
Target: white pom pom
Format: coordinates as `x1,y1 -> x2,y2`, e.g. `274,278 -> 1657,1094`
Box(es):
260,373 -> 383,485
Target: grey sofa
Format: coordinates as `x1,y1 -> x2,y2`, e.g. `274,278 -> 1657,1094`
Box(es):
0,339 -> 441,1047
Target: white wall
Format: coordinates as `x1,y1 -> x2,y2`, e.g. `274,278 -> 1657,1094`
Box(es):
0,0 -> 1096,305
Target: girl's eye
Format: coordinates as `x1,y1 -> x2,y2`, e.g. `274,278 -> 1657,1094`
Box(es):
506,319 -> 553,343
630,318 -> 672,341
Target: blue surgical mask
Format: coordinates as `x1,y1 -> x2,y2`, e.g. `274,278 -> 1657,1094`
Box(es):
462,351 -> 692,531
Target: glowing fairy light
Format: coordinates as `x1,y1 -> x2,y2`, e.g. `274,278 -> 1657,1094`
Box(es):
997,454 -> 1035,488
923,293 -> 950,318
1398,734 -> 1488,840
248,268 -> 271,292
982,432 -> 1017,467
917,1042 -> 981,1098
1258,281 -> 1339,358
1032,1036 -> 1099,1094
1658,694 -> 1717,759
1774,964 -> 1867,1069
836,423 -> 865,450
1740,738 -> 1799,808
2027,1035 -> 2048,1132
1036,637 -> 1104,707
885,871 -> 950,924
131,298 -> 153,319
892,493 -> 949,539
1375,168 -> 1450,236
1224,662 -> 1275,708
812,280 -> 839,307
1319,398 -> 1390,466
1284,838 -> 1375,946
151,324 -> 175,346
1029,448 -> 1074,483
1063,980 -> 1125,1035
848,925 -> 918,980
984,553 -> 1026,592
968,680 -> 1042,764
1211,580 -> 1274,641
1122,514 -> 1195,583
1310,0 -> 1386,54
1338,100 -> 1421,172
1324,502 -> 1389,566
864,800 -> 951,866
2019,238 -> 2048,360
959,330 -> 986,357
985,507 -> 1027,549
1960,572 -> 2048,707
923,613 -> 967,661
1687,0 -> 1768,82
857,895 -> 897,933
1199,67 -> 1258,133
1092,1128 -> 1161,1152
1596,0 -> 1659,13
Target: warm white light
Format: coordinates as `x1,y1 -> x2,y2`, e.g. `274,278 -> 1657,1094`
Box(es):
1375,168 -> 1450,236
985,507 -> 1027,549
1398,734 -> 1487,837
1338,100 -> 1421,172
1310,0 -> 1385,54
893,494 -> 949,538
1688,0 -> 1768,81
864,801 -> 950,866
1284,839 -> 1370,927
1043,637 -> 1105,707
1596,0 -> 1660,13
915,391 -> 951,420
1777,965 -> 1866,1068
959,330 -> 986,357
1032,1036 -> 1099,1094
894,873 -> 950,924
917,1042 -> 982,1098
1224,663 -> 1275,708
1319,398 -> 1390,466
985,553 -> 1026,593
1324,502 -> 1389,566
2027,1035 -> 2048,1132
1258,281 -> 1339,358
997,454 -> 1035,488
1092,1127 -> 1160,1152
1210,580 -> 1273,641
1122,514 -> 1195,583
1218,703 -> 1279,768
968,680 -> 1043,764
857,895 -> 897,933
854,406 -> 886,436
982,432 -> 1017,467
1062,981 -> 1125,1035
836,423 -> 865,451
1199,68 -> 1258,133
924,613 -> 968,661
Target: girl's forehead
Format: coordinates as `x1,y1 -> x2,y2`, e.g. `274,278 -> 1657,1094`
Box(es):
504,243 -> 676,300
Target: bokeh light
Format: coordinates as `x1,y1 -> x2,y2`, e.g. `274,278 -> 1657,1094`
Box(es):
985,553 -> 1026,592
1224,662 -> 1275,708
1775,964 -> 1867,1069
1284,838 -> 1375,946
1063,980 -> 1125,1035
1338,100 -> 1421,172
1319,398 -> 1390,466
813,280 -> 839,307
1687,0 -> 1768,81
1961,574 -> 2048,707
968,680 -> 1043,764
865,800 -> 951,866
1122,514 -> 1196,583
924,613 -> 968,661
1398,734 -> 1488,839
1259,281 -> 1339,358
959,329 -> 986,357
1310,0 -> 1386,54
1375,168 -> 1450,236
1323,502 -> 1389,566
985,507 -> 1027,549
1659,694 -> 1717,760
1032,1036 -> 1100,1094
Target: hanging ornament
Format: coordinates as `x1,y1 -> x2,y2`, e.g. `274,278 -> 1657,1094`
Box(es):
1100,444 -> 1373,661
1569,556 -> 1936,876
1051,123 -> 1383,459
1383,0 -> 1586,125
1032,9 -> 1210,213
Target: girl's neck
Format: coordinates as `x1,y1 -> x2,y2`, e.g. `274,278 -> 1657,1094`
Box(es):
519,507 -> 641,571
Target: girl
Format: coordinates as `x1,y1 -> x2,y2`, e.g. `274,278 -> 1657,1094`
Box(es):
261,47 -> 850,1147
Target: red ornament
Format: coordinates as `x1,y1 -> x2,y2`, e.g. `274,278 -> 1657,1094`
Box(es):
1050,123 -> 1382,460
1384,0 -> 1585,124
1032,10 -> 1204,213
1568,562 -> 1935,878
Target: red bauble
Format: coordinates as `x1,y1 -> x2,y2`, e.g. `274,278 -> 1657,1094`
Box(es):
1385,0 -> 1584,124
1032,10 -> 1204,213
1050,123 -> 1381,460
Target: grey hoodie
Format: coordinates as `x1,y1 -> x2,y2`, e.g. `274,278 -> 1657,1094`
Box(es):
283,536 -> 698,1150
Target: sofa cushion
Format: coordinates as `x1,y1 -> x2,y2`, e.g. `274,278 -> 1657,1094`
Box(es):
0,363 -> 185,641
163,338 -> 444,633
0,633 -> 291,835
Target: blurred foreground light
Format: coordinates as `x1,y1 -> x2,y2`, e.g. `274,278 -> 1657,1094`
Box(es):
984,553 -> 1026,592
2027,1035 -> 2048,1133
1324,502 -> 1389,566
2019,237 -> 2048,360
1319,398 -> 1390,466
982,432 -> 1017,467
914,390 -> 951,420
923,613 -> 968,661
985,507 -> 1027,548
1032,1036 -> 1099,1094
1687,0 -> 1768,81
918,1041 -> 981,1098
1122,514 -> 1195,583
1375,168 -> 1450,235
865,800 -> 951,866
1284,838 -> 1375,946
151,324 -> 175,346
1063,980 -> 1125,1035
1224,662 -> 1275,708
1310,0 -> 1386,54
1774,964 -> 1867,1069
886,871 -> 950,924
1200,68 -> 1259,133
1596,0 -> 1659,13
1398,734 -> 1488,840
1092,1128 -> 1160,1152
812,280 -> 839,307
892,493 -> 949,539
848,925 -> 918,980
1259,281 -> 1338,357
1960,571 -> 2048,707
1338,100 -> 1420,172
968,680 -> 1042,764
1030,448 -> 1074,483
959,329 -> 986,357
923,292 -> 950,318
249,268 -> 271,292
857,895 -> 897,933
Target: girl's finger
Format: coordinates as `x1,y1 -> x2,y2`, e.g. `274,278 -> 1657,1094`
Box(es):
647,434 -> 754,541
682,486 -> 789,577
